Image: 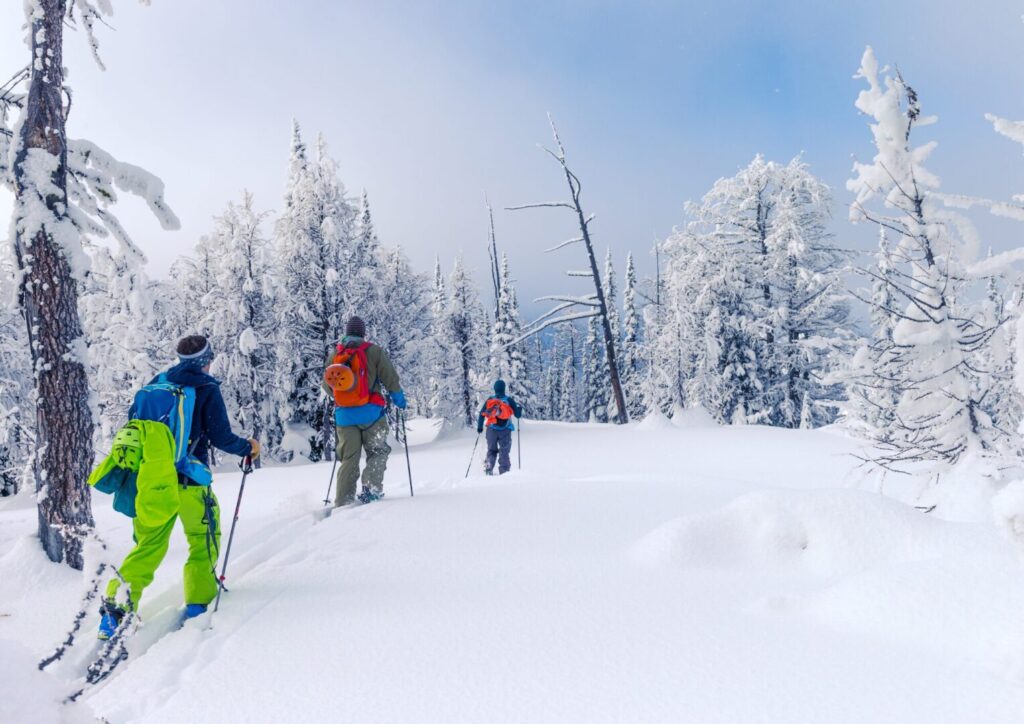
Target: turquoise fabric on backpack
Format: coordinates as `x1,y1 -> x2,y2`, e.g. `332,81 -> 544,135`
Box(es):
91,466 -> 139,517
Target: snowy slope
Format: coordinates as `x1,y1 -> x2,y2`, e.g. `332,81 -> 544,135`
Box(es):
3,419 -> 1024,723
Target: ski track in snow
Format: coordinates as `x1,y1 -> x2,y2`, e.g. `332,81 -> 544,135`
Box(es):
3,420 -> 1024,723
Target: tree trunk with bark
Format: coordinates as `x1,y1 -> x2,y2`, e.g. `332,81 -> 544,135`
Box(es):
13,0 -> 96,570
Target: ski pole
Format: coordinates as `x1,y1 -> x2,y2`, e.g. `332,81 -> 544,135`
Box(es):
323,456 -> 338,507
517,420 -> 522,471
400,410 -> 414,497
465,432 -> 481,478
213,455 -> 253,614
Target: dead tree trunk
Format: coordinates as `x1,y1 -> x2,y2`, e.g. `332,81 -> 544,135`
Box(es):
509,117 -> 629,424
12,0 -> 95,569
487,199 -> 501,321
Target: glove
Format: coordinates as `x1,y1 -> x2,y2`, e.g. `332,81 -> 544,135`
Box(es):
391,391 -> 408,410
476,423 -> 484,434
248,438 -> 261,459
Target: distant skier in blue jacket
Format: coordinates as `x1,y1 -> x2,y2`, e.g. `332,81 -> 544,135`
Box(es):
476,380 -> 522,475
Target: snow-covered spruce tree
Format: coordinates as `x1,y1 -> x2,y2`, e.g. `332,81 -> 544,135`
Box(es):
80,247 -> 163,446
977,270 -> 1021,451
662,155 -> 851,427
528,334 -> 548,420
542,334 -> 563,421
559,355 -> 578,422
489,253 -> 534,410
369,246 -> 430,414
842,228 -> 900,439
205,191 -> 276,453
445,256 -> 489,427
690,248 -> 765,424
0,277 -> 32,497
426,258 -> 459,422
764,160 -> 854,427
3,1 -> 178,568
163,252 -> 214,338
582,315 -> 609,422
846,47 -> 1000,468
345,190 -> 384,323
620,252 -> 645,419
508,116 -> 629,423
602,249 -> 623,420
646,236 -> 700,417
271,124 -> 356,461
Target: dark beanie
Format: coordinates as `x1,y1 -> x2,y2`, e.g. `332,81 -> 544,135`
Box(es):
345,316 -> 366,338
493,379 -> 506,396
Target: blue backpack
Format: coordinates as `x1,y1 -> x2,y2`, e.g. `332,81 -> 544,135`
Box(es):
130,374 -> 212,486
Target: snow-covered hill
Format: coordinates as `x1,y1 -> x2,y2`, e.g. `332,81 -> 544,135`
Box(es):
3,418 -> 1024,723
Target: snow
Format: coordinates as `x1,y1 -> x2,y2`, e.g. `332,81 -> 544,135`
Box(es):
4,421 -> 1024,722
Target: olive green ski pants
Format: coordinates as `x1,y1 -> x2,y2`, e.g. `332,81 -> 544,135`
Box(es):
334,416 -> 392,505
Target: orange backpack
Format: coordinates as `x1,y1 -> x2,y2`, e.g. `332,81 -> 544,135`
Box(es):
483,398 -> 514,426
324,342 -> 385,408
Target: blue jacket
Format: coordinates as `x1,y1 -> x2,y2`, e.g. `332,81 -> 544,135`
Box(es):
477,395 -> 523,433
133,364 -> 252,467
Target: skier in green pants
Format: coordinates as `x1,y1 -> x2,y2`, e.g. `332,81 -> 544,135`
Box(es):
92,335 -> 259,638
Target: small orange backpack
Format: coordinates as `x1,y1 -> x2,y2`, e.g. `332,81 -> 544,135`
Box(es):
324,342 -> 385,408
483,398 -> 514,426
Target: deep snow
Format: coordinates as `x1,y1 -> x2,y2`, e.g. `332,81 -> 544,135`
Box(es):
3,418 -> 1024,723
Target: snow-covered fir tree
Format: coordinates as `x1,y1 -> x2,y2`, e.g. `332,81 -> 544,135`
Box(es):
0,277 -> 31,497
80,247 -> 163,445
843,228 -> 900,439
369,246 -> 430,414
445,256 -> 489,426
602,249 -> 623,419
660,155 -> 852,427
846,47 -> 1001,468
205,191 -> 276,447
620,252 -> 645,419
489,254 -> 533,410
426,258 -> 459,421
582,315 -> 609,422
270,124 -> 356,461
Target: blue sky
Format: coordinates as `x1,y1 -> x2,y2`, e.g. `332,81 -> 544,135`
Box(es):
2,0 -> 1024,313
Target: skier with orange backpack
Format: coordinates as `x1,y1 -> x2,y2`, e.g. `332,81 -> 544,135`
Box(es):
322,316 -> 406,506
476,380 -> 523,475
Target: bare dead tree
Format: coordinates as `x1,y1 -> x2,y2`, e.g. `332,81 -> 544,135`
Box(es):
508,115 -> 628,424
486,196 -> 501,321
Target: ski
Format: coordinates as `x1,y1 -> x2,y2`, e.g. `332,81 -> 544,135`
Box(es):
65,609 -> 139,703
38,562 -> 108,672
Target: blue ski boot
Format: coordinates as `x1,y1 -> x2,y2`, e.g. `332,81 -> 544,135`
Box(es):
98,600 -> 126,640
183,603 -> 208,619
357,488 -> 384,504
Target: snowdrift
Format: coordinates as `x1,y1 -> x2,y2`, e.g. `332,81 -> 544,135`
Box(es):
630,488 -> 997,576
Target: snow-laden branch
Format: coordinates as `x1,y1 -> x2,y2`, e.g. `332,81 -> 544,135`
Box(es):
986,113 -> 1024,146
544,236 -> 584,253
963,247 -> 1024,278
506,310 -> 599,349
535,294 -> 600,307
566,269 -> 593,278
506,201 -> 575,212
69,140 -> 179,230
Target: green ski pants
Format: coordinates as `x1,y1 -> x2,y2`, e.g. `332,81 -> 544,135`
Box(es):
105,484 -> 221,608
334,416 -> 392,506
